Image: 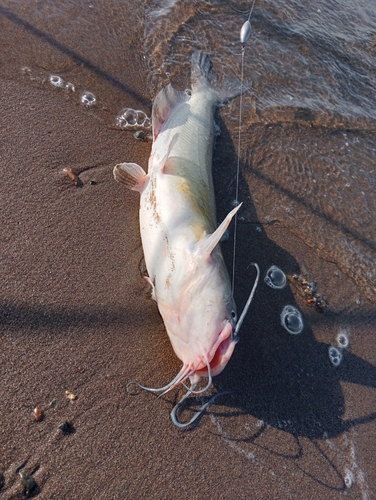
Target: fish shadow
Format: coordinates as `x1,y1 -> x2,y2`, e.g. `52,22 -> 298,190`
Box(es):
210,116 -> 376,442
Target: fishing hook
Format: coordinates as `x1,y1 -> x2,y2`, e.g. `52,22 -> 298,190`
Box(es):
170,385 -> 233,429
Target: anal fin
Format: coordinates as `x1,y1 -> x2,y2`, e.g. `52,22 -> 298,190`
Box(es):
113,163 -> 147,192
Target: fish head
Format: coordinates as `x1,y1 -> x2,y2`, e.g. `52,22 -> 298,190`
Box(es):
160,252 -> 238,383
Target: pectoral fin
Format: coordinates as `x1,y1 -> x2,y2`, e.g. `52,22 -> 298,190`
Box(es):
113,163 -> 147,192
200,203 -> 242,256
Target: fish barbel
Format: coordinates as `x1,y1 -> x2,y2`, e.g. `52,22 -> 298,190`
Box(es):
114,51 -> 241,395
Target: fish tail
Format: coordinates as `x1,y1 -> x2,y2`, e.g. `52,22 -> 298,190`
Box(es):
191,50 -> 242,104
191,50 -> 214,90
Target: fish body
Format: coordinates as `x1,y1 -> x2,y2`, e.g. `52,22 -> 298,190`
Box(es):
114,51 -> 240,388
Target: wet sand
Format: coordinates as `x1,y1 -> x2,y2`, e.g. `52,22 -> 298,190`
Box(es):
1,2 -> 376,499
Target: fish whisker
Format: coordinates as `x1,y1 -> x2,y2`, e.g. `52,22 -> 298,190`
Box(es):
183,355 -> 213,395
126,364 -> 191,395
159,365 -> 195,397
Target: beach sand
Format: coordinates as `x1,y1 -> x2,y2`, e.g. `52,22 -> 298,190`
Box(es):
1,2 -> 375,498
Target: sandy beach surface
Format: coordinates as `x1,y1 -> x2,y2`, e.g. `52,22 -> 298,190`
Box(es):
1,1 -> 376,499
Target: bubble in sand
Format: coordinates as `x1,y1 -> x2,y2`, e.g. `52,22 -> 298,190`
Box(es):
328,346 -> 342,367
344,468 -> 355,488
136,110 -> 148,126
123,108 -> 137,125
337,331 -> 349,348
280,305 -> 303,334
264,265 -> 286,289
80,91 -> 96,106
49,75 -> 65,88
65,81 -> 75,92
143,117 -> 151,129
116,108 -> 152,129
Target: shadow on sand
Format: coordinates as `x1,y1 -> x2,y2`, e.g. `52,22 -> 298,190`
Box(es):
180,116 -> 376,490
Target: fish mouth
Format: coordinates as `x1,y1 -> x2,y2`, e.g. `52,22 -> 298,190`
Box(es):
195,322 -> 236,378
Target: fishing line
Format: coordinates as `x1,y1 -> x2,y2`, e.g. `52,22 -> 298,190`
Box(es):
230,2 -> 258,341
231,1 -> 255,298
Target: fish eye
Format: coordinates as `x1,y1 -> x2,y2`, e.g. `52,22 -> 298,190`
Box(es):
231,310 -> 237,320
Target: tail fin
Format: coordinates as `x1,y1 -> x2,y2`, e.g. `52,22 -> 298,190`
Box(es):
191,51 -> 214,91
191,50 -> 243,104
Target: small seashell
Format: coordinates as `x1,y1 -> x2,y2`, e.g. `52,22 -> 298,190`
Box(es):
63,167 -> 82,187
33,406 -> 43,422
65,390 -> 77,402
48,399 -> 57,409
20,472 -> 36,495
305,298 -> 316,305
58,421 -> 74,434
133,130 -> 147,141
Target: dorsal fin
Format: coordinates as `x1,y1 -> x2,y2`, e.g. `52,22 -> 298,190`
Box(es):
152,84 -> 189,141
199,204 -> 242,257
